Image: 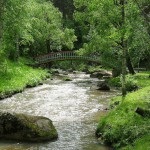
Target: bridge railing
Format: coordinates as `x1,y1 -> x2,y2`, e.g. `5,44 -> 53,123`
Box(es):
35,51 -> 99,64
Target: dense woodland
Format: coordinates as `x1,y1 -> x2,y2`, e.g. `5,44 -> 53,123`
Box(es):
0,0 -> 150,69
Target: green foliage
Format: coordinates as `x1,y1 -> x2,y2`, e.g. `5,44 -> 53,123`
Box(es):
74,0 -> 150,69
0,0 -> 77,62
26,0 -> 76,53
30,0 -> 76,52
121,135 -> 150,150
96,86 -> 150,149
3,0 -> 28,60
108,77 -> 121,87
134,72 -> 150,87
0,48 -> 7,74
124,75 -> 138,92
108,74 -> 138,91
97,72 -> 150,149
0,59 -> 49,99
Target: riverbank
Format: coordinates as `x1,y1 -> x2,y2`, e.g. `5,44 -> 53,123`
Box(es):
96,72 -> 150,149
0,59 -> 50,100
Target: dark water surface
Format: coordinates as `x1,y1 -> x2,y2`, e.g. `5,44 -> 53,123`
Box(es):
0,72 -> 117,150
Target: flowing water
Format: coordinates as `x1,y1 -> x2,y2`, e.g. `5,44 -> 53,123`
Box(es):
0,72 -> 118,150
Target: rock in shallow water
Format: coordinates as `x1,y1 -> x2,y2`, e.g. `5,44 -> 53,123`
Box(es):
0,112 -> 58,142
97,81 -> 110,91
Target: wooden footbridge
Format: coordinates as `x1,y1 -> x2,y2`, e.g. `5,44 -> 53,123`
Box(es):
35,51 -> 100,64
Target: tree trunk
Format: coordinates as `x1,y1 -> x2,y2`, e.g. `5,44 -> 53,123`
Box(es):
52,0 -> 75,19
0,0 -> 4,44
120,0 -> 127,96
121,40 -> 127,96
126,52 -> 135,74
46,39 -> 51,53
15,35 -> 19,60
28,44 -> 36,59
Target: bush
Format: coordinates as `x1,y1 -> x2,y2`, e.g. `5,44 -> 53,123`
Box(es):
108,77 -> 121,87
108,75 -> 138,91
125,75 -> 138,91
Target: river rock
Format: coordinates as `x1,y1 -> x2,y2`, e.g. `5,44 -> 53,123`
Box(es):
90,72 -> 101,78
102,76 -> 111,80
0,112 -> 58,142
82,68 -> 89,73
63,72 -> 69,75
64,77 -> 72,81
68,69 -> 74,73
97,81 -> 110,91
54,70 -> 59,74
90,70 -> 112,79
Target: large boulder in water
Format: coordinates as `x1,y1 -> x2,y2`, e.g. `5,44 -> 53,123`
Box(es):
97,81 -> 110,91
0,112 -> 58,142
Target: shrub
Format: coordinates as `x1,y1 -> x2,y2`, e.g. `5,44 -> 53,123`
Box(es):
108,75 -> 138,91
125,75 -> 138,91
108,77 -> 121,87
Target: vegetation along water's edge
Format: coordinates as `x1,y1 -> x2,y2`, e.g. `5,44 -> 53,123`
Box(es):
96,72 -> 150,150
0,59 -> 50,100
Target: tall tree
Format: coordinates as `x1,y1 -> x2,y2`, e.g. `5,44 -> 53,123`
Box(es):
26,0 -> 76,56
52,0 -> 75,19
120,0 -> 127,96
3,0 -> 28,60
74,0 -> 149,95
134,0 -> 150,36
1,0 -> 76,61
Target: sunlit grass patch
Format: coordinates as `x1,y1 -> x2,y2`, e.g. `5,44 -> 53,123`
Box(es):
0,59 -> 49,99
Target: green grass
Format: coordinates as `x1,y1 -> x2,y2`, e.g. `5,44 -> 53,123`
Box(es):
0,59 -> 49,99
121,135 -> 150,150
134,72 -> 150,88
96,72 -> 150,149
108,72 -> 150,91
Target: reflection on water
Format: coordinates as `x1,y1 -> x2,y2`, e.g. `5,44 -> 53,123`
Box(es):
0,72 -> 117,150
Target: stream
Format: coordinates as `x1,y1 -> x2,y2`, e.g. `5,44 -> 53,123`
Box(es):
0,71 -> 118,150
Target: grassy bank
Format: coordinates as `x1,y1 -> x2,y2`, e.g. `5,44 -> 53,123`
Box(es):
96,72 -> 150,149
0,59 -> 49,99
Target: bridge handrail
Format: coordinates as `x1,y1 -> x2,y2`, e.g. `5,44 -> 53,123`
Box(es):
36,51 -> 76,59
35,51 -> 100,64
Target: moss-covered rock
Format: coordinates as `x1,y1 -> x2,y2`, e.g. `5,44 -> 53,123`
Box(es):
0,112 -> 58,142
